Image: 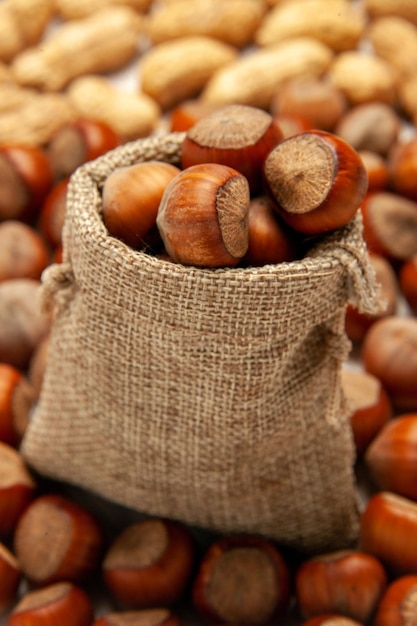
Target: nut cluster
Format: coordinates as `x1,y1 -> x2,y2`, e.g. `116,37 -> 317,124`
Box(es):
102,104 -> 367,269
0,0 -> 417,624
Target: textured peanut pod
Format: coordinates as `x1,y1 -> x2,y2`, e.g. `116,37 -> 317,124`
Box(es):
365,0 -> 417,24
0,0 -> 54,63
327,51 -> 397,105
368,17 -> 417,82
67,75 -> 161,141
147,0 -> 267,48
0,85 -> 41,114
0,64 -> 12,84
0,92 -> 76,146
255,0 -> 366,52
266,0 -> 344,5
201,37 -> 333,110
140,36 -> 239,111
11,7 -> 143,91
55,0 -> 152,19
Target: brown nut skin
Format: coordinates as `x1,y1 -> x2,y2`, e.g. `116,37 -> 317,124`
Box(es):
335,102 -> 401,156
0,220 -> 50,282
270,76 -> 348,132
388,138 -> 417,202
92,609 -> 184,626
295,549 -> 387,624
156,163 -> 250,268
181,104 -> 283,194
373,576 -> 417,626
0,543 -> 21,613
365,413 -> 417,500
0,145 -> 53,222
301,616 -> 364,626
359,492 -> 417,576
102,518 -> 195,610
0,363 -> 34,447
192,535 -> 291,626
8,581 -> 94,626
38,177 -> 69,249
102,161 -> 181,251
48,117 -> 121,181
341,369 -> 393,455
242,195 -> 301,267
0,442 -> 36,538
399,255 -> 417,315
344,253 -> 399,344
263,130 -> 368,235
14,493 -> 105,587
359,151 -> 389,192
0,278 -> 51,370
360,192 -> 417,263
362,316 -> 417,412
169,99 -> 220,133
272,113 -> 312,139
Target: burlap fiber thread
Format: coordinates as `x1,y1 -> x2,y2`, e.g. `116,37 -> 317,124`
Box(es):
22,133 -> 380,553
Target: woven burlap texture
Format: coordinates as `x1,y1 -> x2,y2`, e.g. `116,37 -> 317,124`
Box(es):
22,133 -> 380,553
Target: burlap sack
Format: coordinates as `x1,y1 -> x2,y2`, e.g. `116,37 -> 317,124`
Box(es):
22,132 -> 380,553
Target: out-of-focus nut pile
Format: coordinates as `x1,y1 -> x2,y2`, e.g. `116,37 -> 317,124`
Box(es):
1,0 -> 417,624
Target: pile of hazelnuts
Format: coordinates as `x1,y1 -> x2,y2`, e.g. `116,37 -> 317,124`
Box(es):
1,100 -> 417,626
101,104 -> 368,269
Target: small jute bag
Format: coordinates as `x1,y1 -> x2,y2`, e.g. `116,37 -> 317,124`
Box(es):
22,132 -> 380,553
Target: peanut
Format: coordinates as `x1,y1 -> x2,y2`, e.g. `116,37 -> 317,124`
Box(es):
147,0 -> 267,48
255,0 -> 366,51
368,17 -> 417,83
0,64 -> 12,84
0,0 -> 54,63
67,75 -> 161,141
11,7 -> 143,92
55,0 -> 152,19
364,0 -> 417,24
140,36 -> 239,110
0,91 -> 76,146
0,84 -> 40,114
327,51 -> 398,106
201,37 -> 333,110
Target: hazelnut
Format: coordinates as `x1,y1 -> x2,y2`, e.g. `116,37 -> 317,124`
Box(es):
156,163 -> 250,268
47,118 -> 120,181
0,145 -> 53,222
192,535 -> 291,626
335,102 -> 401,156
295,549 -> 387,624
360,492 -> 417,576
0,220 -> 50,282
341,368 -> 392,455
102,161 -> 180,251
360,192 -> 417,262
362,316 -> 417,412
263,130 -> 368,234
374,575 -> 417,626
8,582 -> 94,626
181,104 -> 283,193
0,441 -> 36,538
344,253 -> 399,343
399,255 -> 417,314
365,413 -> 417,500
243,195 -> 300,266
102,518 -> 195,610
271,76 -> 348,132
14,493 -> 104,586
